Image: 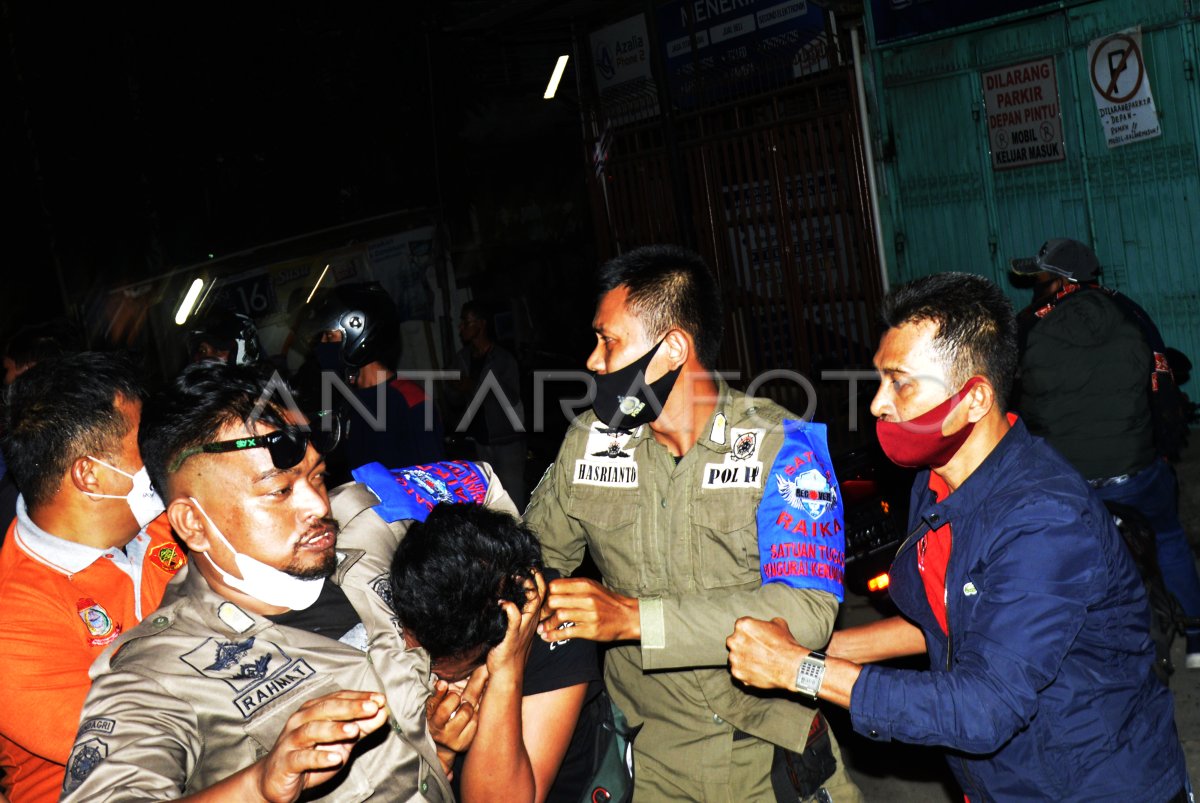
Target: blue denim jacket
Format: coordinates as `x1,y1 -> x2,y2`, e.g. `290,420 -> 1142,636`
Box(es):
849,418 -> 1187,802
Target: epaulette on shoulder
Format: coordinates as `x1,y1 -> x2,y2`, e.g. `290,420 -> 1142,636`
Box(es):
105,598 -> 183,669
350,461 -> 491,524
733,392 -> 789,427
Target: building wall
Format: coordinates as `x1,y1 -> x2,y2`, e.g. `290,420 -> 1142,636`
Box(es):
867,0 -> 1200,392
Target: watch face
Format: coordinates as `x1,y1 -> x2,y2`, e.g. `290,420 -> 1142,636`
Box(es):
796,653 -> 826,698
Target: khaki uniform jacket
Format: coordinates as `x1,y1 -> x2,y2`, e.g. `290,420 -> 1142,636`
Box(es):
524,384 -> 838,785
62,472 -> 516,802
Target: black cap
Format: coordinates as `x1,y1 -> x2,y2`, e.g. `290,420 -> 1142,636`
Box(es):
1010,238 -> 1100,283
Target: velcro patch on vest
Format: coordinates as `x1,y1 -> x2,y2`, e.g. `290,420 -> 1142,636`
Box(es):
702,427 -> 764,489
353,460 -> 490,523
573,423 -> 639,487
180,636 -> 317,718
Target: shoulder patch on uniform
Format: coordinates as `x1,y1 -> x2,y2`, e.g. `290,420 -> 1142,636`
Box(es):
352,460 -> 490,523
756,420 -> 845,601
63,738 -> 108,795
370,573 -> 394,609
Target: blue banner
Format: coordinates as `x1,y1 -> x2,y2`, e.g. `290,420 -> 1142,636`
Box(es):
655,0 -> 828,107
352,460 -> 490,523
756,420 -> 845,600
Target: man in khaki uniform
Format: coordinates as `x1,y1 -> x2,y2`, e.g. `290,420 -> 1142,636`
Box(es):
62,363 -> 514,802
529,245 -> 862,802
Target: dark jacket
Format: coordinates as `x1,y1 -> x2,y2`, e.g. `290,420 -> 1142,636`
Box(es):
849,419 -> 1186,802
453,344 -> 525,445
1017,286 -> 1154,479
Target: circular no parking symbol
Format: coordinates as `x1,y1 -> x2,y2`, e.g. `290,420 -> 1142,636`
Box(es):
1090,33 -> 1144,104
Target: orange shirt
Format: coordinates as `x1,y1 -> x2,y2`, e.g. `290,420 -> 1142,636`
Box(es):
0,502 -> 184,803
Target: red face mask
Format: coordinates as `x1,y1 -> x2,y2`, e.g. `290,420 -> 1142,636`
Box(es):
875,376 -> 985,469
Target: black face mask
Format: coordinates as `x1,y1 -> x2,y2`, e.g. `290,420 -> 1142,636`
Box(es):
591,339 -> 682,432
313,341 -> 344,373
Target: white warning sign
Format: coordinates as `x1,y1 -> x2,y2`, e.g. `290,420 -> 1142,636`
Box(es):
1087,27 -> 1161,148
982,57 -> 1065,170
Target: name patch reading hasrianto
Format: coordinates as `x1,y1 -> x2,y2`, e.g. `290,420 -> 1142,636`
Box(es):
573,460 -> 639,487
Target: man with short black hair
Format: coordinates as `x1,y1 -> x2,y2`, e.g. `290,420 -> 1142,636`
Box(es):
728,272 -> 1188,801
0,352 -> 180,803
391,503 -> 599,803
2,319 -> 81,387
0,318 -> 84,533
528,245 -> 861,801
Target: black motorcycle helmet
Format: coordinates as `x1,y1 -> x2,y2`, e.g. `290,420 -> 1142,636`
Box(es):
186,307 -> 262,366
306,282 -> 399,372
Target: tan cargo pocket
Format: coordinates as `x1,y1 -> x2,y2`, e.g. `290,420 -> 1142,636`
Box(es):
243,672 -> 342,754
566,492 -> 641,589
692,492 -> 760,589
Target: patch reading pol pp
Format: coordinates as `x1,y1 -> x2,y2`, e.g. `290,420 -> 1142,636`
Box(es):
701,428 -> 764,489
180,636 -> 317,718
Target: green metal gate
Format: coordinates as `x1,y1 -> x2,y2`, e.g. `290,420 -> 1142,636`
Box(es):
586,68 -> 885,449
869,0 -> 1200,393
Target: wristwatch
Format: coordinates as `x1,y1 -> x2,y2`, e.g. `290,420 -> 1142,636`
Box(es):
794,651 -> 827,699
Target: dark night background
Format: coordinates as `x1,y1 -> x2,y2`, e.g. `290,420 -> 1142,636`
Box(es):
0,2 -> 614,353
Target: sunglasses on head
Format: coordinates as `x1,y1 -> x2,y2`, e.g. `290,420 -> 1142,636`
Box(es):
169,410 -> 343,473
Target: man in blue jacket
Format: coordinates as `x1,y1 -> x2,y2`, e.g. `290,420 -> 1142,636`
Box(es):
727,272 -> 1189,801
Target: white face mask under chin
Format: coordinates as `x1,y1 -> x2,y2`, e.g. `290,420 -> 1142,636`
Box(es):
190,497 -> 326,611
84,456 -> 166,529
